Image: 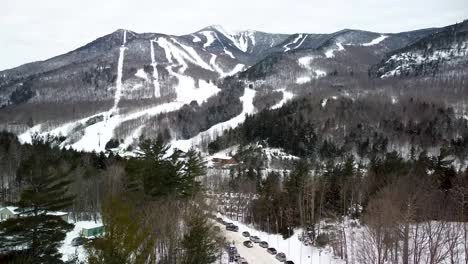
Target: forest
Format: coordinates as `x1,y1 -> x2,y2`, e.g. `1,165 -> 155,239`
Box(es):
0,132 -> 220,264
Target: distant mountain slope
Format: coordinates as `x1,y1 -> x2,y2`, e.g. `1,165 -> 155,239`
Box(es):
238,27 -> 440,82
0,22 -> 463,154
372,20 -> 468,78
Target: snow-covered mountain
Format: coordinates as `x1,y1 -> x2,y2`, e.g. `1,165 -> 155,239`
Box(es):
0,22 -> 462,154
372,20 -> 468,78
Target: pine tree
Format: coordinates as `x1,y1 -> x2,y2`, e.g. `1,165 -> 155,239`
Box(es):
181,208 -> 218,264
0,139 -> 74,263
179,149 -> 205,197
86,196 -> 156,264
125,139 -> 205,198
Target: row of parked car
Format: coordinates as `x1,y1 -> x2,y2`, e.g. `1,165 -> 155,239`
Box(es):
215,215 -> 294,263
216,217 -> 240,232
226,243 -> 248,264
241,231 -> 294,263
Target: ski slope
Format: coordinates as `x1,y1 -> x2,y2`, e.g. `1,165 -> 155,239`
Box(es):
362,35 -> 388,46
284,34 -> 303,52
325,42 -> 345,58
171,88 -> 256,152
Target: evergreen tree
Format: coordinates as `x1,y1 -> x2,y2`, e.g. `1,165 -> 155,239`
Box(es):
0,139 -> 74,263
86,196 -> 156,264
179,149 -> 205,197
181,209 -> 218,264
431,147 -> 456,190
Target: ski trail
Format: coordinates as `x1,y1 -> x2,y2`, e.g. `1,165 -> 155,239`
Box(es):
284,34 -> 303,52
109,30 -> 128,116
150,39 -> 161,98
294,35 -> 308,49
171,88 -> 256,152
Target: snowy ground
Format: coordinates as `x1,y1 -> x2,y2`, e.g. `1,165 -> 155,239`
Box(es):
59,220 -> 102,262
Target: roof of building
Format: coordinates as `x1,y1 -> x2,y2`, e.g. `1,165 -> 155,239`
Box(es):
0,206 -> 68,216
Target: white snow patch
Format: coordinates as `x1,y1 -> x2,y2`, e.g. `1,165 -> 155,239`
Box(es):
209,54 -> 244,78
135,68 -> 149,81
298,56 -> 316,69
109,30 -> 128,116
321,98 -> 328,108
362,35 -> 388,46
155,37 -> 213,73
192,35 -> 201,43
294,34 -> 308,49
223,47 -> 235,59
271,89 -> 294,110
150,39 -> 161,97
325,42 -> 345,58
284,34 -> 303,52
200,31 -> 216,48
314,69 -> 327,78
296,76 -> 311,84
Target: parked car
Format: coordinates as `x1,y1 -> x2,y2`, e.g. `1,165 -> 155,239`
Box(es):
71,237 -> 87,247
267,247 -> 278,255
226,224 -> 239,232
227,244 -> 237,255
242,231 -> 250,237
285,261 -> 295,264
250,236 -> 261,243
259,241 -> 268,248
275,252 -> 286,262
237,258 -> 248,264
243,240 -> 253,248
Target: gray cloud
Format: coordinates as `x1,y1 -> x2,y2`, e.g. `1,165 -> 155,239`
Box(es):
1,0 -> 466,70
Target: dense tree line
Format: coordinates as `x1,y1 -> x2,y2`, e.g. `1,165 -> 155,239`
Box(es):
0,133 -> 219,264
217,142 -> 468,262
209,95 -> 468,162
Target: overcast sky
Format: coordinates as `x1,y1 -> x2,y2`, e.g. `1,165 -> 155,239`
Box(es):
1,0 -> 466,70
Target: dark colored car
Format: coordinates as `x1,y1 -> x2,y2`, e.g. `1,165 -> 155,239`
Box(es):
286,261 -> 295,264
243,240 -> 253,248
259,241 -> 268,248
71,237 -> 87,247
267,247 -> 278,255
275,252 -> 286,262
226,224 -> 239,232
237,258 -> 248,264
242,231 -> 250,237
250,236 -> 261,243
